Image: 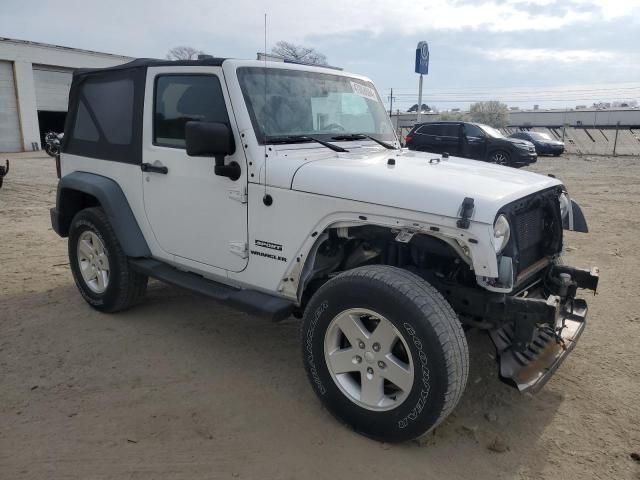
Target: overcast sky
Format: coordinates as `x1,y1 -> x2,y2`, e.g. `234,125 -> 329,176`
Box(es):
2,0 -> 639,110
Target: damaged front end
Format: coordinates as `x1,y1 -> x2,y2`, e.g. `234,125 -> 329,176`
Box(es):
434,186 -> 599,392
488,264 -> 598,392
435,262 -> 599,392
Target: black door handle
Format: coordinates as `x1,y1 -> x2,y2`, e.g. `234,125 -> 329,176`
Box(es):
141,163 -> 168,174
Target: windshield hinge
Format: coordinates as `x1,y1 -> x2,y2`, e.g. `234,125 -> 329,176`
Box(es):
229,241 -> 249,259
228,187 -> 247,204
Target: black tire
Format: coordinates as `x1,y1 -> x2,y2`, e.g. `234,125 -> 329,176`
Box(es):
301,265 -> 468,442
488,150 -> 510,165
553,153 -> 561,157
68,207 -> 147,312
44,144 -> 56,157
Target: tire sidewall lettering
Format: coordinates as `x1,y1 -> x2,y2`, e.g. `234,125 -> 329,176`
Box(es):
305,300 -> 329,395
398,322 -> 431,429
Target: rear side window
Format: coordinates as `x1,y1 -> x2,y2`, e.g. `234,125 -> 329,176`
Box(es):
154,75 -> 229,148
73,78 -> 133,144
63,66 -> 145,164
440,124 -> 459,137
417,124 -> 441,135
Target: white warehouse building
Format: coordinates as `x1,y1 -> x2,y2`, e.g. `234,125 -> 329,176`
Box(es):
0,38 -> 131,152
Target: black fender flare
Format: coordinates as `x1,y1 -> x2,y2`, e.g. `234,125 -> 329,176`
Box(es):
51,172 -> 151,257
562,199 -> 589,233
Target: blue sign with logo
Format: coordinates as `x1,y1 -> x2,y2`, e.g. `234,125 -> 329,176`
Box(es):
415,41 -> 429,75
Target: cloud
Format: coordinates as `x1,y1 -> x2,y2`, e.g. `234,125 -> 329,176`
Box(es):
3,0 -> 639,54
480,48 -> 622,63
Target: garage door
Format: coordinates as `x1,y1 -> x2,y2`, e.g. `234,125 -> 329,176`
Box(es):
33,66 -> 73,111
0,61 -> 22,152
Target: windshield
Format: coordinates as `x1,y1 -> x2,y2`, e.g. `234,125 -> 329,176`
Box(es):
237,67 -> 395,143
478,124 -> 504,139
529,132 -> 552,141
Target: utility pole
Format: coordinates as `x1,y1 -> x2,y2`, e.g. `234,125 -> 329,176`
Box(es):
388,88 -> 396,116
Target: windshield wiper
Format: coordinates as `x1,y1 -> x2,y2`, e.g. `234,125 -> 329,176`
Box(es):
331,133 -> 397,150
264,135 -> 348,153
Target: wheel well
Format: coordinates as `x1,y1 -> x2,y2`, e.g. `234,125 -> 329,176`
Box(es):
296,224 -> 474,314
56,188 -> 100,236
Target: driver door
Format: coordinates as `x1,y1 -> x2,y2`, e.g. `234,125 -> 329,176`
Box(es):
141,67 -> 248,272
462,123 -> 487,160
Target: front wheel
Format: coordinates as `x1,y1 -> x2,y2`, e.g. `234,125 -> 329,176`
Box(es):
301,265 -> 468,442
489,150 -> 510,165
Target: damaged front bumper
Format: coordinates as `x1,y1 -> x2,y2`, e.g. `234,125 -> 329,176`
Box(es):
489,264 -> 599,392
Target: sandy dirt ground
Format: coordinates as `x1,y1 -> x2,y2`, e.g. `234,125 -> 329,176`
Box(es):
1,152 -> 639,480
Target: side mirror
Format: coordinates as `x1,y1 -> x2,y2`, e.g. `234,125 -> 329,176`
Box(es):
185,121 -> 240,180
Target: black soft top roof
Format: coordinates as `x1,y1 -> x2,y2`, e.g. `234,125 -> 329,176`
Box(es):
73,57 -> 228,76
64,57 -> 228,164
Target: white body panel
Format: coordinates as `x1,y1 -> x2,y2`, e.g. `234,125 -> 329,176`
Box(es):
227,183 -> 496,298
290,148 -> 561,224
140,66 -> 249,272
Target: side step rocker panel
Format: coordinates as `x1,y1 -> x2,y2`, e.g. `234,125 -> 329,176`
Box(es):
129,258 -> 293,321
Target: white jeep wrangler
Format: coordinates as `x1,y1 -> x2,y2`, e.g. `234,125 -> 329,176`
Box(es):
51,57 -> 599,442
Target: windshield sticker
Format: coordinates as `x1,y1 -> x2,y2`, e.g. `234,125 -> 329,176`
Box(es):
350,81 -> 378,101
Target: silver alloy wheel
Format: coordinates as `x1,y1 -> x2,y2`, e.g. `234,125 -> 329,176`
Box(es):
491,151 -> 508,165
77,231 -> 110,294
324,308 -> 414,411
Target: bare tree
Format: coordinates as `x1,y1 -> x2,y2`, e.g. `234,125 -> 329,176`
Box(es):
439,111 -> 469,122
271,41 -> 328,66
166,46 -> 205,61
469,101 -> 509,128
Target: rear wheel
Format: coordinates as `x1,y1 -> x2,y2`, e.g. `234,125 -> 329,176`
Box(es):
301,265 -> 468,442
69,207 -> 147,312
489,150 -> 510,165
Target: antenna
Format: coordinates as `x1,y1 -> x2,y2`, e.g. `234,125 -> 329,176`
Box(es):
262,13 -> 272,206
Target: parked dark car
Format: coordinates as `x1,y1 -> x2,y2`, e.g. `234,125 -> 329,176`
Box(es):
509,131 -> 565,156
405,121 -> 537,166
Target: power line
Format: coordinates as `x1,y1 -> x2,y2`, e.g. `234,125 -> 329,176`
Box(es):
382,83 -> 640,95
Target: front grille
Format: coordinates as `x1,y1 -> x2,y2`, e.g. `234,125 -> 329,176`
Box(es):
514,207 -> 545,272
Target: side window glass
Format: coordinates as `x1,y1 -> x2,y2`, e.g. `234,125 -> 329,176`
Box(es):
73,101 -> 100,141
465,124 -> 484,138
419,125 -> 439,135
154,75 -> 229,148
72,77 -> 133,144
441,124 -> 459,137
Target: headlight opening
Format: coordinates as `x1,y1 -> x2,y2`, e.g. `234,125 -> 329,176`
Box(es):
493,214 -> 511,254
559,192 -> 570,219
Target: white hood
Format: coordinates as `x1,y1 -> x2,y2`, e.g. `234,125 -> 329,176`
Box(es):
290,149 -> 562,224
